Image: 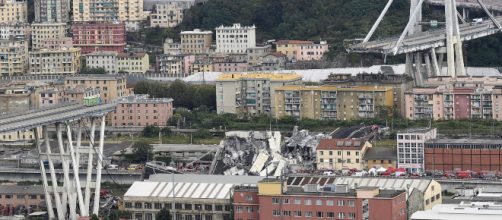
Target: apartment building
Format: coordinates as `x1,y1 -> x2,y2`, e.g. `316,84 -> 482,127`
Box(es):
233,179 -> 407,220
363,148 -> 397,169
72,0 -> 143,31
85,51 -> 118,74
424,139 -> 502,173
111,95 -> 173,127
216,73 -> 302,116
0,23 -> 30,40
117,52 -> 149,74
180,29 -> 212,54
64,74 -> 128,104
216,23 -> 256,54
249,52 -> 286,71
29,47 -> 81,75
150,0 -> 195,28
397,128 -> 437,173
246,45 -> 272,65
405,85 -> 502,121
72,22 -> 126,54
316,138 -> 372,170
31,23 -> 66,50
34,0 -> 69,23
163,38 -> 181,55
40,37 -> 73,50
38,88 -> 64,107
0,38 -> 28,76
276,40 -> 329,61
274,85 -> 394,121
0,130 -> 39,142
0,0 -> 27,24
0,185 -> 45,216
157,54 -> 184,77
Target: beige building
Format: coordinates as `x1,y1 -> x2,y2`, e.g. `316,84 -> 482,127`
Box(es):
163,38 -> 181,55
0,0 -> 28,24
29,47 -> 81,75
31,23 -> 66,50
64,75 -> 129,104
149,0 -> 195,28
216,73 -> 302,116
0,22 -> 30,40
117,52 -> 149,74
180,29 -> 212,54
316,138 -> 372,170
34,0 -> 69,23
72,0 -> 144,31
157,54 -> 183,77
274,85 -> 395,121
0,38 -> 28,76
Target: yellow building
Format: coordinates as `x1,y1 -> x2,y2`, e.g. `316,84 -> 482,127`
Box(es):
180,29 -> 212,54
0,130 -> 41,142
31,23 -> 66,50
29,47 -> 81,75
363,147 -> 397,169
117,52 -> 149,74
274,85 -> 394,120
0,38 -> 28,76
316,138 -> 372,170
257,179 -> 285,196
0,0 -> 27,24
216,73 -> 302,116
64,75 -> 128,104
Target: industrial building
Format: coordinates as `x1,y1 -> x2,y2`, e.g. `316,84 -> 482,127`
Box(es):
123,174 -> 264,220
411,202 -> 502,220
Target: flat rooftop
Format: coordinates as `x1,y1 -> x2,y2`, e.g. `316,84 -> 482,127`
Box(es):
216,73 -> 302,82
398,127 -> 436,134
425,139 -> 502,145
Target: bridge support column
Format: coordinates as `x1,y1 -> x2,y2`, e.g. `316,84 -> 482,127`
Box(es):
445,0 -> 466,77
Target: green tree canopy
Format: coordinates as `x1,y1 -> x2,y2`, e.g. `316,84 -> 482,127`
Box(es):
131,141 -> 154,163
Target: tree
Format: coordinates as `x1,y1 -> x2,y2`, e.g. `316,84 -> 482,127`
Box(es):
91,214 -> 99,220
157,207 -> 171,220
131,141 -> 154,163
143,125 -> 160,138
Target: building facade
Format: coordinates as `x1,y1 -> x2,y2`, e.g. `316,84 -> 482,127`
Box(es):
276,40 -> 329,61
29,47 -> 81,75
180,29 -> 212,54
111,95 -> 173,127
150,0 -> 195,27
34,0 -> 69,23
363,148 -> 398,169
72,0 -> 143,30
0,0 -> 27,24
274,85 -> 394,121
64,75 -> 128,104
216,73 -> 302,116
30,23 -> 66,50
0,185 -> 45,216
233,179 -> 407,220
117,52 -> 149,74
157,54 -> 184,77
0,23 -> 30,40
411,202 -> 502,220
163,38 -> 181,55
72,22 -> 126,54
316,138 -> 372,170
0,38 -> 28,76
424,139 -> 502,173
397,128 -> 437,173
216,23 -> 256,54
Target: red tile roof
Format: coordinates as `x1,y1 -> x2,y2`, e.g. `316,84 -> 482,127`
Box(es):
275,40 -> 314,45
317,138 -> 366,150
270,52 -> 286,57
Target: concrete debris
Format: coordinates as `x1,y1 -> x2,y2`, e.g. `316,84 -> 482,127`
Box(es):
210,127 -> 329,176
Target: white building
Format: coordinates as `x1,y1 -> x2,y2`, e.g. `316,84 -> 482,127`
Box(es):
215,23 -> 256,54
85,51 -> 118,74
149,0 -> 195,28
0,23 -> 30,40
397,128 -> 437,173
411,202 -> 502,220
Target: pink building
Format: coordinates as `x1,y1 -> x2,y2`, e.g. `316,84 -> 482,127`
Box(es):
0,185 -> 46,216
111,95 -> 174,127
40,37 -> 73,50
39,88 -> 64,107
72,22 -> 126,54
213,61 -> 248,72
276,40 -> 329,61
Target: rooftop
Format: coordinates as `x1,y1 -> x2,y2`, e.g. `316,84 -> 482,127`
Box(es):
0,185 -> 45,195
317,138 -> 367,151
118,95 -> 173,104
275,85 -> 393,92
181,29 -> 212,34
411,202 -> 502,220
363,148 -> 397,161
276,40 -> 314,45
150,144 -> 218,153
283,186 -> 404,198
397,127 -> 436,134
216,23 -> 256,30
117,52 -> 147,59
425,138 -> 502,146
216,73 -> 302,82
65,74 -> 126,81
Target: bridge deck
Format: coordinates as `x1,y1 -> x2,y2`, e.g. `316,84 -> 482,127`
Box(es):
0,103 -> 117,133
348,16 -> 502,54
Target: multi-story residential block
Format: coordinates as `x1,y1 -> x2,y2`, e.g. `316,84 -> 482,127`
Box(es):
183,53 -> 211,75
72,0 -> 143,31
233,179 -> 407,220
124,174 -> 263,220
0,0 -> 27,24
363,147 -> 398,169
216,73 -> 302,116
405,85 -> 502,120
163,38 -> 181,55
397,128 -> 437,173
64,74 -> 128,104
34,0 -> 69,23
111,95 -> 173,127
424,139 -> 502,173
246,45 -> 272,66
85,51 -> 149,74
31,23 -> 66,50
276,40 -> 329,61
0,38 -> 28,76
38,88 -> 64,107
248,52 -> 286,71
0,185 -> 45,216
274,85 -> 394,120
72,22 -> 126,54
180,29 -> 212,54
157,54 -> 184,77
29,47 -> 81,75
316,138 -> 372,170
149,0 -> 195,27
117,52 -> 149,74
40,37 -> 73,50
216,23 -> 256,54
213,60 -> 248,72
63,87 -> 100,103
0,23 -> 30,40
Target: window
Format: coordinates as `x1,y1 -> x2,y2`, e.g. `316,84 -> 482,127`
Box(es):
283,198 -> 289,204
338,200 -> 345,206
185,204 -> 192,210
294,211 -> 302,217
205,215 -> 212,220
28,195 -> 37,199
317,211 -> 324,218
273,210 -> 280,216
337,151 -> 342,156
144,203 -> 152,209
316,199 -> 322,206
272,198 -> 280,204
347,151 -> 351,156
246,207 -> 253,213
320,151 -> 324,155
326,200 -> 334,206
338,212 -> 345,218
236,206 -> 243,213
125,202 -> 132,208
436,194 -> 440,200
17,195 -> 24,199
327,212 -> 335,218
205,204 -> 213,211
154,203 -> 162,209
304,199 -> 312,205
246,195 -> 253,201
348,200 -> 355,207
135,202 -> 142,209
175,203 -> 183,209
194,204 -> 202,210
294,198 -> 301,205
283,211 -> 291,216
215,205 -> 223,211
348,213 -> 356,219
305,211 -> 313,217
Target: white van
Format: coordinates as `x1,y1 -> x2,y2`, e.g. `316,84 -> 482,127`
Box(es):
107,164 -> 119,170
